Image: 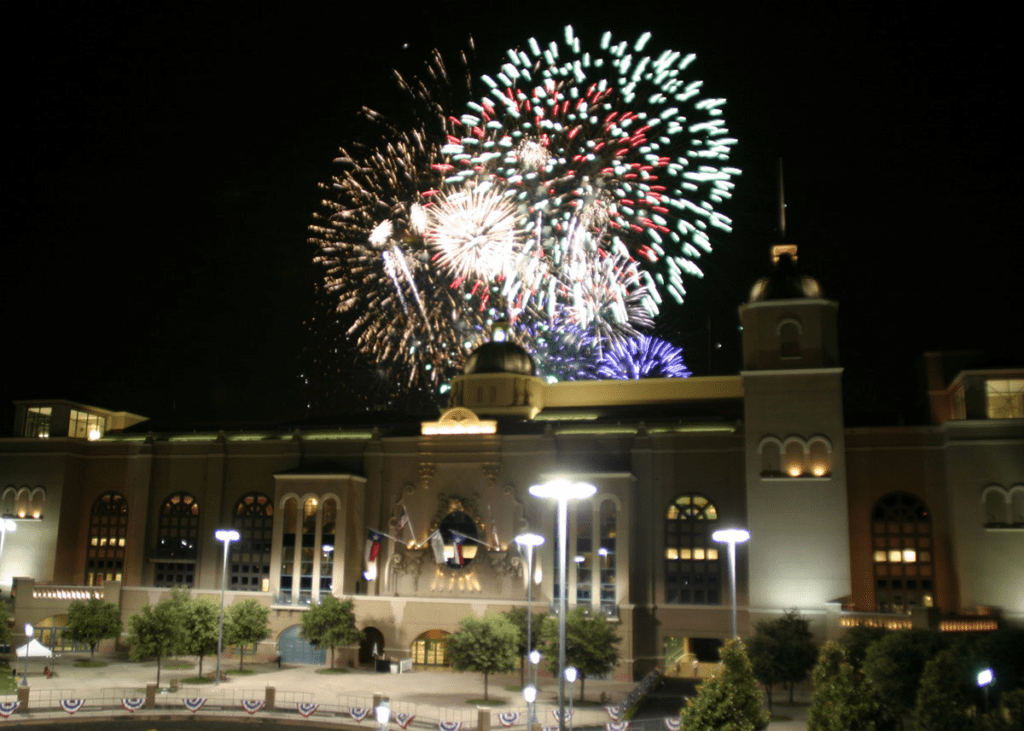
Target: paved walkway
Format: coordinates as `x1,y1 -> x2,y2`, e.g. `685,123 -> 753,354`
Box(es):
5,656 -> 808,729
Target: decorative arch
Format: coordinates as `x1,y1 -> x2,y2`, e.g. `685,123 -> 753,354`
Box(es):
1009,485 -> 1024,526
411,629 -> 450,667
807,436 -> 833,477
0,487 -> 14,516
782,436 -> 806,477
777,317 -> 802,359
29,487 -> 46,519
230,492 -> 274,592
85,492 -> 128,586
664,494 -> 721,605
758,436 -> 783,476
871,492 -> 935,612
981,485 -> 1010,526
153,492 -> 200,587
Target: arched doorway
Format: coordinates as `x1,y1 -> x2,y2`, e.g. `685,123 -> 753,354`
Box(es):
411,629 -> 450,667
359,627 -> 386,665
35,615 -> 72,652
278,625 -> 326,665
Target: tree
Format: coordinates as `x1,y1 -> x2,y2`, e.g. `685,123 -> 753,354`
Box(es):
126,590 -> 188,685
538,607 -> 621,701
181,597 -> 220,677
862,629 -> 945,726
807,642 -> 891,731
224,598 -> 271,671
504,607 -> 545,686
299,596 -> 361,669
747,610 -> 817,709
839,625 -> 888,671
914,650 -> 971,731
447,611 -> 519,700
679,638 -> 770,731
0,599 -> 11,651
66,598 -> 123,660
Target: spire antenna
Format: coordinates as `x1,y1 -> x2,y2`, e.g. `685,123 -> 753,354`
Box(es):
778,157 -> 786,238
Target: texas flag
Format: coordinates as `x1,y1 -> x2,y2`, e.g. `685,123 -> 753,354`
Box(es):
451,533 -> 466,567
365,529 -> 387,567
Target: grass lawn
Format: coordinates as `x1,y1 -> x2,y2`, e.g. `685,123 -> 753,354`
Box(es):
467,699 -> 507,706
74,660 -> 108,668
316,668 -> 351,675
225,668 -> 257,676
0,673 -> 16,694
162,661 -> 194,670
180,676 -> 214,684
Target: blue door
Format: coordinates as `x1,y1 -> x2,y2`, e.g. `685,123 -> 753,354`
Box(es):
278,625 -> 326,665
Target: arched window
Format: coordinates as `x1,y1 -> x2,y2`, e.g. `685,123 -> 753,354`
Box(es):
871,492 -> 934,612
983,486 -> 1009,526
154,492 -> 200,587
279,497 -> 298,603
1,488 -> 15,516
86,492 -> 128,586
598,500 -> 617,613
230,493 -> 274,592
807,438 -> 831,477
300,497 -> 318,604
30,487 -> 46,519
783,439 -> 806,477
779,319 -> 801,359
665,494 -> 720,605
1010,486 -> 1024,526
759,438 -> 782,476
319,498 -> 337,599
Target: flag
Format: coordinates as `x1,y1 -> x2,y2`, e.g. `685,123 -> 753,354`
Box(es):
452,533 -> 465,566
397,507 -> 409,532
365,529 -> 387,567
429,530 -> 446,564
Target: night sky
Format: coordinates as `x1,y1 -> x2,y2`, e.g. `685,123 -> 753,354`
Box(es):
4,4 -> 1020,434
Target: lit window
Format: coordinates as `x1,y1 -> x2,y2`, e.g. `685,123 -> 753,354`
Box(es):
664,494 -> 721,605
888,550 -> 902,563
986,379 -> 1024,419
69,409 -> 106,440
874,550 -> 887,562
230,492 -> 274,593
902,549 -> 916,563
872,493 -> 934,613
153,492 -> 200,587
24,407 -> 51,438
85,492 -> 128,586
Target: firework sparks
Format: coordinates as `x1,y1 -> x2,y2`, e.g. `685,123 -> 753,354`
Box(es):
598,335 -> 692,379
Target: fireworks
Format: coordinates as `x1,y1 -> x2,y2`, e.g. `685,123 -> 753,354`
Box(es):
598,336 -> 692,380
310,27 -> 737,395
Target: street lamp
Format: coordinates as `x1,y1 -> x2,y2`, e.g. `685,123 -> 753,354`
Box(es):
21,623 -> 32,686
711,528 -> 750,639
214,529 -> 240,685
529,478 -> 596,731
523,684 -> 537,731
515,531 -> 545,707
978,668 -> 994,714
0,518 -> 16,590
376,699 -> 391,731
564,667 -> 578,731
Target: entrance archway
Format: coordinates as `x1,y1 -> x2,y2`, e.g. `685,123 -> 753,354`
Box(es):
411,629 -> 450,667
359,627 -> 386,665
278,625 -> 326,665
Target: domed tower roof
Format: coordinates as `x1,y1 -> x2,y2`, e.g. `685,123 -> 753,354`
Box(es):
464,323 -> 536,376
748,252 -> 823,302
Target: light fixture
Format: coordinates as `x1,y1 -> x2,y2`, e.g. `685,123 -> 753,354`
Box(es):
22,623 -> 33,686
214,529 -> 240,685
515,531 -> 545,729
376,700 -> 391,729
712,528 -> 750,639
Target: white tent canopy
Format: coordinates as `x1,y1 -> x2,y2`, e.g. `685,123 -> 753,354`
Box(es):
15,639 -> 53,658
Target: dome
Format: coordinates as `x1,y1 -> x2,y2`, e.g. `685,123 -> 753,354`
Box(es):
748,253 -> 823,302
464,340 -> 536,376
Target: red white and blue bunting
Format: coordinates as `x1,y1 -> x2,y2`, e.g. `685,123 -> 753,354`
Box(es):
552,709 -> 574,723
607,722 -> 630,731
663,718 -> 681,731
350,707 -> 371,722
605,706 -> 623,721
396,712 -> 416,729
498,711 -> 521,727
183,698 -> 207,713
242,699 -> 265,715
298,702 -> 319,718
438,720 -> 462,731
0,702 -> 20,718
60,699 -> 85,714
121,698 -> 146,712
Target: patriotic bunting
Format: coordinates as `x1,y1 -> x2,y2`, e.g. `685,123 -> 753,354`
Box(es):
351,707 -> 371,721
298,702 -> 319,718
242,699 -> 265,714
183,698 -> 207,713
607,722 -> 630,731
498,711 -> 521,727
552,709 -> 574,722
396,712 -> 417,729
663,718 -> 681,731
605,706 -> 623,721
0,702 -> 20,718
121,698 -> 146,712
439,721 -> 462,731
60,699 -> 85,714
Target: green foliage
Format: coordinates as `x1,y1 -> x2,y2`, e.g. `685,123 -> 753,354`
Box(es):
447,611 -> 519,700
914,650 -> 972,731
538,607 -> 621,701
840,625 -> 888,670
995,687 -> 1024,730
747,610 -> 817,709
224,598 -> 271,671
679,638 -> 769,731
298,595 -> 360,670
126,589 -> 189,685
0,599 -> 11,650
808,642 -> 891,731
181,598 -> 220,677
948,628 -> 1024,711
66,598 -> 123,660
862,629 -> 945,723
503,606 -> 544,657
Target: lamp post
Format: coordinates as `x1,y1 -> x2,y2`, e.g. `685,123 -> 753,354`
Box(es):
523,684 -> 537,731
215,529 -> 240,685
564,667 -> 578,731
22,623 -> 33,686
529,479 -> 596,731
515,531 -> 545,703
0,518 -> 15,590
978,668 -> 994,715
376,699 -> 391,731
711,528 -> 750,639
